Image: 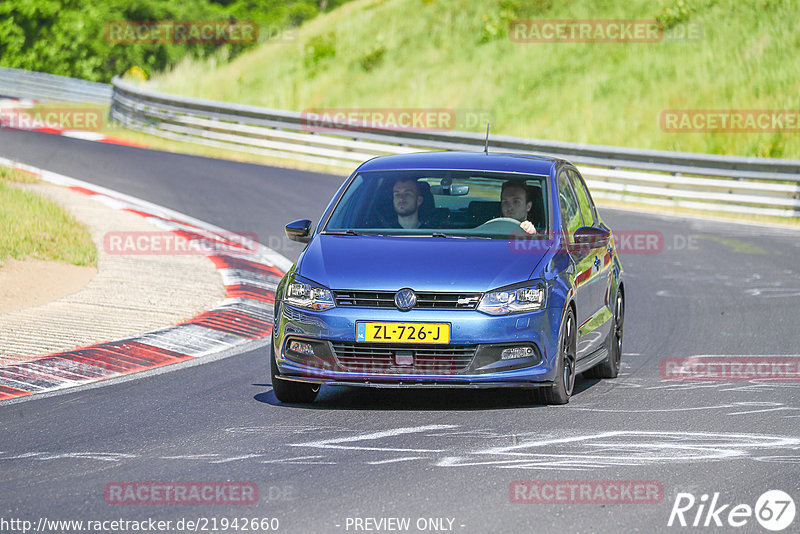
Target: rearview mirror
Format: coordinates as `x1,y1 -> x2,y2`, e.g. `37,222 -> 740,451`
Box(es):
430,185 -> 469,196
285,219 -> 314,243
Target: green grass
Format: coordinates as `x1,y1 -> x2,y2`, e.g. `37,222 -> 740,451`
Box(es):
0,166 -> 41,184
149,0 -> 800,159
0,166 -> 97,267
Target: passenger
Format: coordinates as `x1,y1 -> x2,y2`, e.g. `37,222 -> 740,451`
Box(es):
501,181 -> 537,234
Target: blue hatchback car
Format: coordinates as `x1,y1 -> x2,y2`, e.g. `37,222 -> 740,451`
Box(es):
271,151 -> 624,404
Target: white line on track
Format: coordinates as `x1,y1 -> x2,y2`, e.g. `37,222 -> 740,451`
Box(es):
366,457 -> 425,465
290,424 -> 459,452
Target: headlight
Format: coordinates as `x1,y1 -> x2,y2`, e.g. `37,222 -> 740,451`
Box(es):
285,280 -> 335,311
477,282 -> 546,315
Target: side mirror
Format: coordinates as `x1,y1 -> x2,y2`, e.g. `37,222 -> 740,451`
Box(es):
285,219 -> 314,243
572,226 -> 610,251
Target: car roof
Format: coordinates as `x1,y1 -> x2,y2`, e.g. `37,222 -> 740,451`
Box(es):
355,151 -> 562,176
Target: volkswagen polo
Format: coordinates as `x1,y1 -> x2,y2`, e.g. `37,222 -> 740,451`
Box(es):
271,151 -> 624,404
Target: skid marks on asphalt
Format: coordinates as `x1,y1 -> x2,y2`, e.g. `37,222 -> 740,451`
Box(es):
650,259 -> 800,299
573,400 -> 800,417
287,428 -> 800,470
3,425 -> 800,471
613,375 -> 800,398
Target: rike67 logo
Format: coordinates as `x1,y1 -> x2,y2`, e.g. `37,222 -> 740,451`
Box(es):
668,490 -> 796,531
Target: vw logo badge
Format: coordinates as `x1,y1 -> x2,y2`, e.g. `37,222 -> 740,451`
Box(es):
394,288 -> 417,311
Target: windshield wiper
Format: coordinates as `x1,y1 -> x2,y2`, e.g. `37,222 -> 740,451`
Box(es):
426,233 -> 481,239
322,229 -> 359,235
321,230 -> 382,236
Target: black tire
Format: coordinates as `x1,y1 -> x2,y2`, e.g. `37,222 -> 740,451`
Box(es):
586,287 -> 624,379
535,307 -> 577,405
270,342 -> 320,403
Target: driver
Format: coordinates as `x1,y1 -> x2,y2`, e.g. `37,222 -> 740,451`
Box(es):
389,178 -> 429,229
501,181 -> 537,234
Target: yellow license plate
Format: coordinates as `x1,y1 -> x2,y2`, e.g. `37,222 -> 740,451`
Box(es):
357,322 -> 450,344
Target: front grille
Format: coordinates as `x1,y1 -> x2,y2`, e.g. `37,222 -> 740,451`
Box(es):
333,291 -> 481,310
331,342 -> 477,374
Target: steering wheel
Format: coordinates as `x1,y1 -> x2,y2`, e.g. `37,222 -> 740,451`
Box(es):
476,217 -> 522,229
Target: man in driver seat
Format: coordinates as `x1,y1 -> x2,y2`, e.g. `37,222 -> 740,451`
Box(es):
388,178 -> 430,229
501,181 -> 537,234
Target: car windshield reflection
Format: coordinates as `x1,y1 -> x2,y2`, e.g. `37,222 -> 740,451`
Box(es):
323,170 -> 549,238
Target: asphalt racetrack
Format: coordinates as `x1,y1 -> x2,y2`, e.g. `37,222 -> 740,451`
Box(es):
1,129 -> 799,533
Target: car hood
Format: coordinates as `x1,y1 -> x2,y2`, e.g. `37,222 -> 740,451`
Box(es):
297,235 -> 551,292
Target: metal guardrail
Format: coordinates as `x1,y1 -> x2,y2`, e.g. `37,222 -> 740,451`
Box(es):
7,68 -> 795,219
110,76 -> 800,218
0,67 -> 111,105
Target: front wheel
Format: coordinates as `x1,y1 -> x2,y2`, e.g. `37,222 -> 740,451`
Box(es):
535,307 -> 576,405
270,341 -> 320,403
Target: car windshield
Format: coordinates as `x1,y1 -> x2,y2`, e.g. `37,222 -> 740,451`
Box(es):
322,170 -> 549,238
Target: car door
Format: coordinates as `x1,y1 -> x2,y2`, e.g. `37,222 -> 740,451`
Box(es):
557,169 -> 596,360
568,168 -> 613,355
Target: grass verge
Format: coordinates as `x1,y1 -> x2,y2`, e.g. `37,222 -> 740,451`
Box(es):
149,0 -> 800,159
0,166 -> 97,267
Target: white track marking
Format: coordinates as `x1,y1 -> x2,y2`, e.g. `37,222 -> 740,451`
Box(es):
62,131 -> 105,141
726,405 -> 800,416
136,324 -> 249,357
258,455 -> 336,465
4,428 -> 800,470
574,401 -> 800,416
224,425 -> 350,435
0,452 -> 136,461
290,424 -> 458,452
367,457 -> 425,465
754,456 -> 800,464
209,454 -> 265,464
434,431 -> 800,469
160,454 -> 220,460
218,268 -> 281,290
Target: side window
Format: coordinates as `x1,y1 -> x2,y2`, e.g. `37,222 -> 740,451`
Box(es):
525,180 -> 548,232
568,169 -> 595,227
325,174 -> 365,229
557,170 -> 582,239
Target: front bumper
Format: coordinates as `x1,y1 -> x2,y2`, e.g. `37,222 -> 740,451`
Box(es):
273,304 -> 563,387
279,375 -> 554,389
